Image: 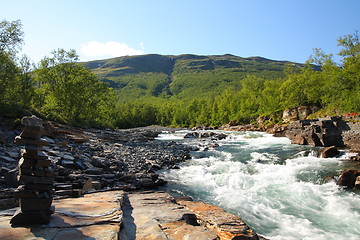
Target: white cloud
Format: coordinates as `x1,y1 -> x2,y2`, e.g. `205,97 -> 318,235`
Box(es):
80,41 -> 145,60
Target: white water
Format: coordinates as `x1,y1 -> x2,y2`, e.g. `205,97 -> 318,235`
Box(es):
158,131 -> 360,240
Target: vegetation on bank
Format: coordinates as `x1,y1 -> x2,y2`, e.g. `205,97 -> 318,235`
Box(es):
1,19 -> 359,128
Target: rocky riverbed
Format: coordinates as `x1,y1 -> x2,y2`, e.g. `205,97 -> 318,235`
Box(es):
1,117 -> 267,239
0,117 -> 197,209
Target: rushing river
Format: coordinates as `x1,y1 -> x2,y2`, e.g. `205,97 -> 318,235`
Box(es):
157,130 -> 360,240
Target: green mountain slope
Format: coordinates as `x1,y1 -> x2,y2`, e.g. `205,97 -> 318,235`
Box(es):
83,54 -> 304,100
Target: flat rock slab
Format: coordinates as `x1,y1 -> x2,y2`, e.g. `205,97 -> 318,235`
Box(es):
177,200 -> 259,240
120,191 -> 244,240
0,190 -> 261,240
0,190 -> 124,240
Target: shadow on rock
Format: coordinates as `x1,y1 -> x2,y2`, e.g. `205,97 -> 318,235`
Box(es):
119,194 -> 136,240
29,215 -> 96,240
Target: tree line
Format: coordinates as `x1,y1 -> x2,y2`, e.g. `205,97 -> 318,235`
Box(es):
1,19 -> 359,128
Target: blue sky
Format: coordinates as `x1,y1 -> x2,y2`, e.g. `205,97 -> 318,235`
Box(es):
1,0 -> 359,63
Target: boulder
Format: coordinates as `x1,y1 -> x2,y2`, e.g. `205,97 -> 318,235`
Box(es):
283,107 -> 300,123
285,117 -> 345,147
336,169 -> 360,188
342,121 -> 360,151
282,106 -> 320,123
350,154 -> 360,162
266,124 -> 287,137
184,131 -> 227,140
21,115 -> 43,127
184,132 -> 199,138
321,146 -> 340,158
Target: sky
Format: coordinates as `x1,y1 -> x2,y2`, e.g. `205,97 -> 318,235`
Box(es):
1,0 -> 359,64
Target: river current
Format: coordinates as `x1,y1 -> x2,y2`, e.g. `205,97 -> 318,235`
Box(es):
156,130 -> 360,240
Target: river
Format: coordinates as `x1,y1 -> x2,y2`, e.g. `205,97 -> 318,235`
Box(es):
157,130 -> 360,240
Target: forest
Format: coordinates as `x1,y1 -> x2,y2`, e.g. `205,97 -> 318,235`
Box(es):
1,19 -> 359,128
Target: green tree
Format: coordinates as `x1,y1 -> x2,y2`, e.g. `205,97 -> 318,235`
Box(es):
0,19 -> 32,115
34,49 -> 115,126
0,19 -> 23,55
337,31 -> 360,111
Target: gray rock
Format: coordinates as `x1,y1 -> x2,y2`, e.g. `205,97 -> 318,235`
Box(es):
21,115 -> 43,127
0,156 -> 17,163
62,154 -> 75,161
6,151 -> 19,159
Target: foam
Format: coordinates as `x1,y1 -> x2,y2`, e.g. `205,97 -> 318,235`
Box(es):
160,130 -> 360,239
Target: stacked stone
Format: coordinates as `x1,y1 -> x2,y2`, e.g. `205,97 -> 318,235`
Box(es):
11,116 -> 55,225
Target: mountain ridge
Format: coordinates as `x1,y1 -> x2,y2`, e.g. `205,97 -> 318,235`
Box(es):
82,53 -> 306,100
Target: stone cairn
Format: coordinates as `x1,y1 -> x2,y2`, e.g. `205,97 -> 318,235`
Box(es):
11,116 -> 55,225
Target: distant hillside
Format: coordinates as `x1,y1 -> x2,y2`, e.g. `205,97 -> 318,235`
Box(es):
83,54 -> 305,100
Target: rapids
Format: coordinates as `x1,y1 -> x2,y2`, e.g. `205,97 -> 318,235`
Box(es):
157,130 -> 360,240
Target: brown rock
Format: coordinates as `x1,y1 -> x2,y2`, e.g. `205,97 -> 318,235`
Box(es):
350,154 -> 360,161
18,157 -> 35,168
55,189 -> 73,196
21,147 -> 41,159
18,167 -> 33,176
14,187 -> 38,199
71,189 -> 83,198
177,200 -> 259,240
4,169 -> 19,188
125,191 -> 219,240
35,159 -> 51,168
10,208 -> 52,225
18,175 -> 54,185
82,178 -> 93,192
181,213 -> 199,226
282,106 -> 320,123
321,146 -> 340,158
20,198 -> 52,212
337,169 -> 360,188
266,124 -> 287,137
20,126 -> 44,139
283,107 -> 300,123
25,183 -> 54,191
54,184 -> 73,191
285,118 -> 345,147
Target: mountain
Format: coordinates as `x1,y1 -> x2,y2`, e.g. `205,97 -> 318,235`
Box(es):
83,54 -> 304,100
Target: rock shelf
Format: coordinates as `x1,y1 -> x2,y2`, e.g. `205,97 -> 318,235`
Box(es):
0,190 -> 262,240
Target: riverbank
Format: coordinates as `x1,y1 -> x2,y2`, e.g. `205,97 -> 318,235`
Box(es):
0,117 -> 193,209
1,116 -> 359,239
0,190 -> 265,240
0,116 -> 267,239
